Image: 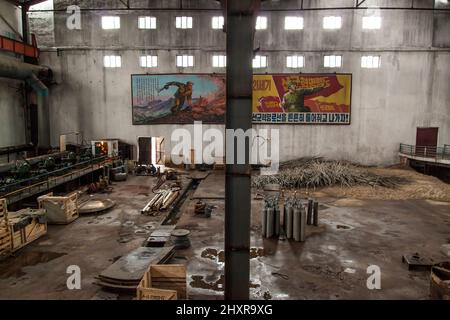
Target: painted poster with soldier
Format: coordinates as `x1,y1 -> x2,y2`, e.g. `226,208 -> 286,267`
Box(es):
132,74 -> 226,124
253,74 -> 352,124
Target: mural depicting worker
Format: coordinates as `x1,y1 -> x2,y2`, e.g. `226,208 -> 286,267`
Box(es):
282,81 -> 325,113
159,81 -> 194,114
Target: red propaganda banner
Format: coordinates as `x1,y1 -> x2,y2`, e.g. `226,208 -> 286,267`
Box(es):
252,74 -> 352,124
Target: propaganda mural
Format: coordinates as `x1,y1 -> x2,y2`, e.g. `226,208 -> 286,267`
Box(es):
132,74 -> 226,124
132,74 -> 352,125
252,74 -> 352,124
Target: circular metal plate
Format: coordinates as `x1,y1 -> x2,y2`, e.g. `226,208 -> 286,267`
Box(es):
78,198 -> 116,214
171,229 -> 191,237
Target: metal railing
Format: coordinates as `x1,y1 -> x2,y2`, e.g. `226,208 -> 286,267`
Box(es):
399,143 -> 450,161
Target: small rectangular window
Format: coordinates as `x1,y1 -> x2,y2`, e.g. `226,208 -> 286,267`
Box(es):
176,16 -> 193,29
361,55 -> 381,69
140,55 -> 158,68
102,16 -> 120,30
212,16 -> 224,29
323,16 -> 342,30
286,55 -> 304,68
253,55 -> 267,68
324,55 -> 342,68
176,55 -> 194,67
212,55 -> 227,68
104,55 -> 121,68
362,16 -> 381,29
284,16 -> 304,30
138,16 -> 156,29
256,16 -> 267,30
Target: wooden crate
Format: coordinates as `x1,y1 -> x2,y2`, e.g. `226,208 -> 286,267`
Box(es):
137,264 -> 187,300
8,209 -> 47,252
0,222 -> 11,259
0,198 -> 7,221
38,192 -> 79,225
0,199 -> 11,259
137,287 -> 177,300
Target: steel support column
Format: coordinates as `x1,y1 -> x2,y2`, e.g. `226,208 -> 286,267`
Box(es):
21,4 -> 30,44
224,0 -> 259,300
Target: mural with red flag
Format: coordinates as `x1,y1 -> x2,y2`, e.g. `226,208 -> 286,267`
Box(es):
253,74 -> 352,124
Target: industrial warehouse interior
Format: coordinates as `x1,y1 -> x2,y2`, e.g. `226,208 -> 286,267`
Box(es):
0,0 -> 449,305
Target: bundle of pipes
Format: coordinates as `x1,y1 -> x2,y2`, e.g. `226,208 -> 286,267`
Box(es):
262,196 -> 320,242
141,188 -> 180,216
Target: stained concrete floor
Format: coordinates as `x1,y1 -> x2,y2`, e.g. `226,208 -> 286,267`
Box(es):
0,172 -> 449,300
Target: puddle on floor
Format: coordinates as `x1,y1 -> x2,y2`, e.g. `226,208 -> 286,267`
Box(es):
0,251 -> 67,279
336,224 -> 352,230
201,247 -> 265,263
190,274 -> 260,292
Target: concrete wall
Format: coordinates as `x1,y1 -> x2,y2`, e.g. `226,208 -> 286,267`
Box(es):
30,0 -> 450,165
0,1 -> 25,159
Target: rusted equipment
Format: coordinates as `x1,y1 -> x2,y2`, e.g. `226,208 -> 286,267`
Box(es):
171,229 -> 191,250
430,261 -> 450,300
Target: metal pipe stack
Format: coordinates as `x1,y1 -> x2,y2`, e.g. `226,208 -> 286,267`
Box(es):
262,197 -> 279,239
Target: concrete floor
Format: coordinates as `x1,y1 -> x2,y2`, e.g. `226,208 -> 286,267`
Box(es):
0,172 -> 449,300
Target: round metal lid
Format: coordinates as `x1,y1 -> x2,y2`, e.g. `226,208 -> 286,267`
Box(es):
171,229 -> 191,237
78,198 -> 116,214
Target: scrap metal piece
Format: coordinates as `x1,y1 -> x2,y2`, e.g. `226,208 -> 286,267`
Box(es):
402,253 -> 435,271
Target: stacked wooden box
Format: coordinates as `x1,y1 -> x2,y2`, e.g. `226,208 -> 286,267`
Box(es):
137,264 -> 187,300
0,199 -> 11,259
38,192 -> 79,225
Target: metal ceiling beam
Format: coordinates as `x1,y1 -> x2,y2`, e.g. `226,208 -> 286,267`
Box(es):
26,6 -> 450,12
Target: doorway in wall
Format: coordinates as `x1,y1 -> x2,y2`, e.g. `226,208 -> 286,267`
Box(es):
416,127 -> 438,157
137,137 -> 165,165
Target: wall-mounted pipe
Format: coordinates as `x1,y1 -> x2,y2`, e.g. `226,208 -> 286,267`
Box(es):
0,55 -> 52,148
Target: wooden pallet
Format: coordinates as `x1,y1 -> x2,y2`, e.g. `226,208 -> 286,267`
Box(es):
38,192 -> 79,225
137,264 -> 187,300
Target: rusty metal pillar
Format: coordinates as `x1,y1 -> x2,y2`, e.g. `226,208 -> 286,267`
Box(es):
224,0 -> 259,300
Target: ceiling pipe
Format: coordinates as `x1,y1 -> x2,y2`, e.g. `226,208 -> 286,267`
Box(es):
224,0 -> 259,300
0,55 -> 52,149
